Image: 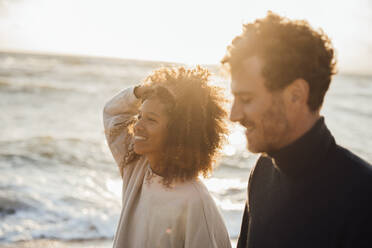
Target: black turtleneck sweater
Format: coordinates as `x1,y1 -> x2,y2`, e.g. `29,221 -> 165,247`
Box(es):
237,117 -> 372,248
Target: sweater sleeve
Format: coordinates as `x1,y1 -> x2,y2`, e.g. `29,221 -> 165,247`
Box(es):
103,86 -> 141,176
183,184 -> 232,248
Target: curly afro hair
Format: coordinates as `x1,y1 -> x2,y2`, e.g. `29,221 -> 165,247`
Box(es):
133,66 -> 229,186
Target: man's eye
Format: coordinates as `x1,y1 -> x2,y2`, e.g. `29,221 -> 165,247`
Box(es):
241,97 -> 252,103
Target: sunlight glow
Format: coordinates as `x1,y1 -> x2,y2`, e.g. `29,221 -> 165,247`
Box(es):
223,145 -> 236,156
202,177 -> 246,194
213,197 -> 244,211
0,0 -> 371,73
106,179 -> 122,198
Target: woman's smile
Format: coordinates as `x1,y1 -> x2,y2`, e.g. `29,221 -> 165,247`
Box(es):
134,135 -> 148,141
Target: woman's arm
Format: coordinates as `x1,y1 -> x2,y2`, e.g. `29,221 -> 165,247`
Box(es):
103,86 -> 142,175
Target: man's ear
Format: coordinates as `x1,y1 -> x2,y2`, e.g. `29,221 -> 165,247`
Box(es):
283,78 -> 309,107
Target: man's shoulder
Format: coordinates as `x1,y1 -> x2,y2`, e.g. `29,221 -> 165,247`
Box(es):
256,154 -> 275,168
248,155 -> 277,189
332,145 -> 372,176
250,155 -> 275,176
331,145 -> 372,194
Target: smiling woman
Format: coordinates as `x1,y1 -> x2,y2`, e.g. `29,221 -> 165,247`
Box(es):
103,66 -> 231,248
132,84 -> 176,159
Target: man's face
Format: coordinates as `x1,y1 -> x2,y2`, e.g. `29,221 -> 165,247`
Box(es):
230,56 -> 291,153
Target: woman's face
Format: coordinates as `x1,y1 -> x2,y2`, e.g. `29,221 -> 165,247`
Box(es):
133,98 -> 169,157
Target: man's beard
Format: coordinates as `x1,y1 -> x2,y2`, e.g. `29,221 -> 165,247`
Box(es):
246,95 -> 290,153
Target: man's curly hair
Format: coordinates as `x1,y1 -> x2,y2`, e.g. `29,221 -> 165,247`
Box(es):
222,11 -> 337,111
134,66 -> 229,186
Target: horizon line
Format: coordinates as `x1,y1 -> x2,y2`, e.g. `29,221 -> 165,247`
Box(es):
0,49 -> 370,77
0,49 -> 220,67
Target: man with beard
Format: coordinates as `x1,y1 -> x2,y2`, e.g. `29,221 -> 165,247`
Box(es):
222,12 -> 372,248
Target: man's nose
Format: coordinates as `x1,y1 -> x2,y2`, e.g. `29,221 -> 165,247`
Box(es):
230,100 -> 244,123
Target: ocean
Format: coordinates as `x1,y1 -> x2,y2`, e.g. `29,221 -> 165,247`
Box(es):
0,52 -> 371,245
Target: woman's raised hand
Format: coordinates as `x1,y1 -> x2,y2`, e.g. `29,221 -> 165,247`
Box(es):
134,84 -> 152,99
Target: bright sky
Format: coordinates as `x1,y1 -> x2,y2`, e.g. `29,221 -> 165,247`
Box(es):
0,0 -> 371,74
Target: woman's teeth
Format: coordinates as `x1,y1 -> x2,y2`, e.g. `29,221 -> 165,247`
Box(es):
134,135 -> 147,141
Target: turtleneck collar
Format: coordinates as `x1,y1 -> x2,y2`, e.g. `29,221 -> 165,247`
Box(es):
267,117 -> 335,178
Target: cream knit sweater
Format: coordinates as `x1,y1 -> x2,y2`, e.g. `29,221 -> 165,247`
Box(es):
103,86 -> 231,248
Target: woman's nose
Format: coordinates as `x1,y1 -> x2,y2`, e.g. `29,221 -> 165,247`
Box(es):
134,118 -> 144,132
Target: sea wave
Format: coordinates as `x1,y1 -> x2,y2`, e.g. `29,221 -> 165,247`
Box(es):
0,136 -> 114,171
0,78 -> 100,94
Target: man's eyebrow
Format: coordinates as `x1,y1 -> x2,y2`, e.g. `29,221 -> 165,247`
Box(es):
138,110 -> 160,117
